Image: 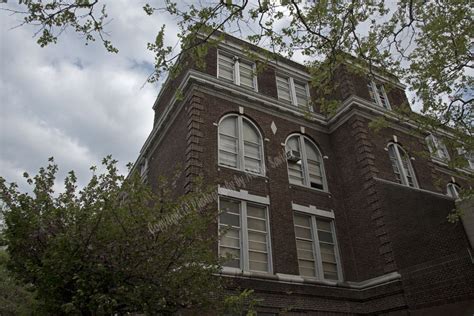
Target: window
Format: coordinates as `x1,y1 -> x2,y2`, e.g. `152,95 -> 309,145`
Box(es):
286,134 -> 326,190
139,157 -> 148,182
387,143 -> 418,188
367,81 -> 391,109
218,115 -> 264,175
218,51 -> 256,89
425,134 -> 450,161
276,74 -> 310,108
293,212 -> 341,280
447,183 -> 461,199
218,197 -> 271,273
458,148 -> 474,170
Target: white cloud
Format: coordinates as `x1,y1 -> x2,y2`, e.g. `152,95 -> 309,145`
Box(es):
0,0 -> 180,191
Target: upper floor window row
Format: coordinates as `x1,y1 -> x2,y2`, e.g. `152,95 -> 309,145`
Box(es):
218,114 -> 264,175
387,143 -> 418,188
276,74 -> 310,108
218,52 -> 256,90
368,81 -> 391,109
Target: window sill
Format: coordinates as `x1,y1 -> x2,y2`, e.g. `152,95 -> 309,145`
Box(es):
430,157 -> 450,166
289,183 -> 331,196
373,177 -> 454,200
218,164 -> 268,179
216,76 -> 258,92
219,268 -> 341,286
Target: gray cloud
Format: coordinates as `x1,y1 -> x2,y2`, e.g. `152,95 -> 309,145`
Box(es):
0,0 -> 179,191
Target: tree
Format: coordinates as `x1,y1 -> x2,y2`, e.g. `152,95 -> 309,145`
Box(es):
0,249 -> 38,315
0,156 -> 251,314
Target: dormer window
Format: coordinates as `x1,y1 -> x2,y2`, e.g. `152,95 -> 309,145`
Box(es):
276,75 -> 310,108
368,81 -> 391,109
425,134 -> 450,161
217,51 -> 256,90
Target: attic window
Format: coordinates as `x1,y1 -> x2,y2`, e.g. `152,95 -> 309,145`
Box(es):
276,74 -> 310,108
368,81 -> 391,109
217,51 -> 256,90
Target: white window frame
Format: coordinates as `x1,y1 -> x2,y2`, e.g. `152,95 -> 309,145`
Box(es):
276,74 -> 310,109
285,134 -> 328,191
447,183 -> 461,199
387,143 -> 419,188
292,203 -> 342,281
425,134 -> 450,161
217,190 -> 273,274
217,50 -> 257,91
368,81 -> 391,110
218,114 -> 266,176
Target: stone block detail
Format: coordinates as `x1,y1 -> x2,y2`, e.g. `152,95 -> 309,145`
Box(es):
185,92 -> 205,193
349,117 -> 397,274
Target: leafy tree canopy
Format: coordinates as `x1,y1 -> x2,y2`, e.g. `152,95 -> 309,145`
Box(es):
0,157 -> 252,314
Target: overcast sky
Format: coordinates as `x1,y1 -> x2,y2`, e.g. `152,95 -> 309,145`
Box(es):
0,1 -> 181,191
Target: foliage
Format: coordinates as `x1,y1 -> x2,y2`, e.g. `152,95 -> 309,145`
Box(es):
0,249 -> 38,315
0,156 -> 256,314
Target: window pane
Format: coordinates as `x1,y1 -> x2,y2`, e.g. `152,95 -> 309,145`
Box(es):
277,76 -> 291,102
244,157 -> 261,174
219,151 -> 238,168
220,247 -> 240,259
249,240 -> 267,252
295,226 -> 312,240
239,61 -> 254,88
294,213 -> 311,227
368,82 -> 377,103
219,117 -> 237,137
220,234 -> 240,248
286,136 -> 300,152
388,145 -> 402,184
248,231 -> 266,243
316,219 -> 331,231
220,212 -> 240,227
318,231 -> 334,243
247,204 -> 266,219
299,266 -> 316,277
249,251 -> 268,263
248,218 -> 266,231
244,142 -> 260,158
220,134 -> 238,153
249,260 -> 268,272
298,259 -> 316,277
243,120 -> 259,143
297,248 -> 315,260
218,54 -> 234,81
288,162 -> 304,185
294,81 -> 308,107
220,199 -> 240,215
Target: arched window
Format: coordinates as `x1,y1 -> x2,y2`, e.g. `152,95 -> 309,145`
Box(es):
447,183 -> 461,199
218,114 -> 264,175
286,134 -> 326,190
387,143 -> 418,188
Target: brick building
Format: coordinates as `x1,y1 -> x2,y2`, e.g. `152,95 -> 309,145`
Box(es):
134,33 -> 474,315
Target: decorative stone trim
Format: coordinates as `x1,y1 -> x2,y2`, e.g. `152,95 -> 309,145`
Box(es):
349,116 -> 397,274
184,92 -> 205,193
